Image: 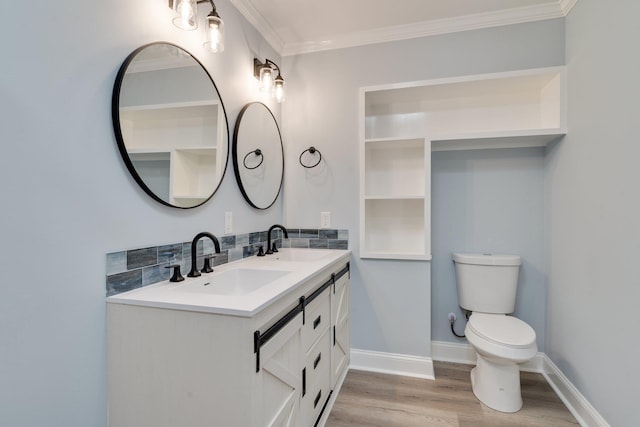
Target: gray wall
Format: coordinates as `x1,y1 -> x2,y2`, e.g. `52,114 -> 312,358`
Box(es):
546,1 -> 640,425
431,148 -> 547,350
0,0 -> 281,426
282,20 -> 565,357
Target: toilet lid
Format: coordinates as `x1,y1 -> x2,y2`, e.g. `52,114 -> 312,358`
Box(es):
468,313 -> 536,348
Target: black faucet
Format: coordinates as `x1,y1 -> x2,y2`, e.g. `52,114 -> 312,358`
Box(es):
188,232 -> 221,277
266,224 -> 288,255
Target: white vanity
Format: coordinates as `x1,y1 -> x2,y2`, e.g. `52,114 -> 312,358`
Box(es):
107,248 -> 351,427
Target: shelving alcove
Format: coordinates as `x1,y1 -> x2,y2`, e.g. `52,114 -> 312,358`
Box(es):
119,99 -> 226,207
359,66 -> 567,260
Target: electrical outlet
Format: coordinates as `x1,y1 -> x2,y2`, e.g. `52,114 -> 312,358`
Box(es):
320,212 -> 331,228
224,212 -> 233,234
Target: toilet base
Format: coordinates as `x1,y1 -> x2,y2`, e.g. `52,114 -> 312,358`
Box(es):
470,354 -> 523,413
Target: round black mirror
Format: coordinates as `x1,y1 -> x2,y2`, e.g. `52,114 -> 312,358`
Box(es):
112,42 -> 229,208
233,102 -> 284,209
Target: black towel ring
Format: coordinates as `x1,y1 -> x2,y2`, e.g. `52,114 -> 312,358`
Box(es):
299,146 -> 322,168
243,149 -> 264,169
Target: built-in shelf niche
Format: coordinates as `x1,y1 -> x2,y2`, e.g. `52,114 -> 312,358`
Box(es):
361,137 -> 431,260
364,66 -> 566,149
365,138 -> 425,198
119,100 -> 224,207
364,198 -> 427,260
359,66 -> 566,260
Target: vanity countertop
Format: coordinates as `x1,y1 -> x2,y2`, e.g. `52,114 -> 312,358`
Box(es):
106,248 -> 350,317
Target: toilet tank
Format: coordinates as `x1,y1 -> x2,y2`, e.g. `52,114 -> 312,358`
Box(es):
452,253 -> 521,314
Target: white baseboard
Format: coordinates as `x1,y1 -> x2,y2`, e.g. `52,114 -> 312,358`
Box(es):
542,355 -> 611,427
350,348 -> 435,380
431,340 -> 544,372
430,341 -> 609,427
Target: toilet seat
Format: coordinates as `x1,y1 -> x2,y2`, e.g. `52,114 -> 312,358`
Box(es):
467,313 -> 535,348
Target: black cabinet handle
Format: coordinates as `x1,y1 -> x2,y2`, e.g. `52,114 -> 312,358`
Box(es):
313,315 -> 321,329
314,390 -> 322,409
302,368 -> 306,397
314,352 -> 322,369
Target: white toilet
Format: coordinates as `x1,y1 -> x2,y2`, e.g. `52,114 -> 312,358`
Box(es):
452,253 -> 537,413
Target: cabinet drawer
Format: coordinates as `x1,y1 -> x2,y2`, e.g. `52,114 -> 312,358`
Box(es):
303,287 -> 330,351
301,328 -> 331,426
304,327 -> 331,388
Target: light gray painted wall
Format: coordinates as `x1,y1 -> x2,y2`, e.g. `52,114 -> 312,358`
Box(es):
546,2 -> 640,425
0,1 -> 281,426
431,148 -> 546,350
282,20 -> 565,357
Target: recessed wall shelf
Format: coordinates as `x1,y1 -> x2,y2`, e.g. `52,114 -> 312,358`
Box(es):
360,137 -> 431,260
119,100 -> 225,207
359,66 -> 567,260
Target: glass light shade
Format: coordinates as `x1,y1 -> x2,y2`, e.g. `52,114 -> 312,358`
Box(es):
172,0 -> 198,30
273,76 -> 285,103
204,15 -> 225,53
259,66 -> 274,91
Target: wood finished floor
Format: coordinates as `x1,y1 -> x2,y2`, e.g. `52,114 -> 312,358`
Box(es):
326,362 -> 579,427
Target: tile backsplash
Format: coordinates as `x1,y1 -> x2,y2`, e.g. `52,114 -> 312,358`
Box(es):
106,228 -> 348,296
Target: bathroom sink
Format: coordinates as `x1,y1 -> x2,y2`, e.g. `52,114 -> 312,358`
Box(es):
175,268 -> 291,296
271,249 -> 331,262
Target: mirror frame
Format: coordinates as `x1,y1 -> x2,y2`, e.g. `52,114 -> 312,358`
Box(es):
111,42 -> 230,209
232,102 -> 284,210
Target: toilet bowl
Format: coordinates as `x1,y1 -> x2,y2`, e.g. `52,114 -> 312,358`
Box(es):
465,312 -> 537,412
452,252 -> 537,413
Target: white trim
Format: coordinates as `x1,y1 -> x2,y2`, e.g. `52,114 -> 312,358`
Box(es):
542,355 -> 611,427
431,340 -> 477,365
227,0 -> 284,54
229,1 -> 578,56
281,2 -> 571,56
560,0 -> 579,15
430,341 -> 544,373
350,348 -> 435,380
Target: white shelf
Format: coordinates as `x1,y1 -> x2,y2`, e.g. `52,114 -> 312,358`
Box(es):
360,252 -> 432,261
120,102 -> 220,151
359,66 -> 566,261
364,66 -> 566,146
120,100 -> 220,111
364,128 -> 566,152
174,146 -> 217,153
364,195 -> 424,200
172,195 -> 209,200
362,198 -> 428,258
430,128 -> 566,151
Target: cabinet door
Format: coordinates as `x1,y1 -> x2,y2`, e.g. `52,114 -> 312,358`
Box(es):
331,273 -> 350,387
254,314 -> 303,427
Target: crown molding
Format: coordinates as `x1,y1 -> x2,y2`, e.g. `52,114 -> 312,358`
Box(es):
229,1 -> 578,57
228,0 -> 284,54
560,0 -> 579,15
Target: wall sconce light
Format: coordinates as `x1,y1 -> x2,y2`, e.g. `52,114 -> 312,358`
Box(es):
169,0 -> 225,53
254,58 -> 285,103
170,0 -> 198,30
203,1 -> 224,53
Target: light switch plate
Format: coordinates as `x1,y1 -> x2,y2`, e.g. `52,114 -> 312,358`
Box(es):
320,212 -> 331,228
224,212 -> 233,234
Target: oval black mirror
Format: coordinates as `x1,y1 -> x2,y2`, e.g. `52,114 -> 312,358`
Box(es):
112,42 -> 229,209
233,102 -> 284,209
